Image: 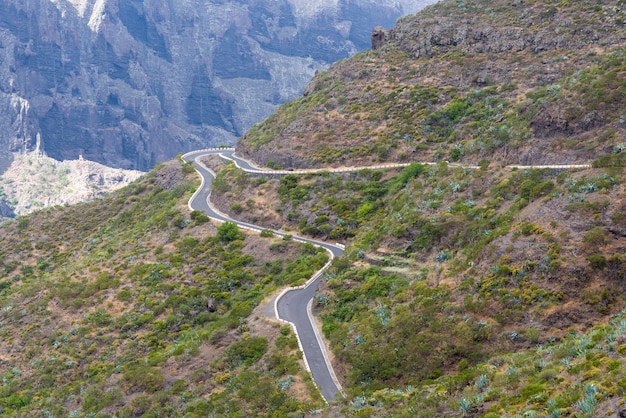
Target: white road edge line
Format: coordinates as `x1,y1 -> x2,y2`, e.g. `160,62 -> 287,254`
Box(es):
183,150 -> 342,402
182,148 -> 595,402
307,297 -> 345,397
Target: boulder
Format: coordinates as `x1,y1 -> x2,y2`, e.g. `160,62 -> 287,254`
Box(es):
207,298 -> 217,313
371,26 -> 389,50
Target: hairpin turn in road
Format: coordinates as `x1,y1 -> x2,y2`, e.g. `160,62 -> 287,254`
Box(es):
182,148 -> 344,401
182,148 -> 593,402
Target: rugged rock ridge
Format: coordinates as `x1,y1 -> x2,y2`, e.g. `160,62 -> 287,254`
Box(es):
0,151 -> 143,219
388,1 -> 626,59
0,0 -> 436,170
371,26 -> 389,50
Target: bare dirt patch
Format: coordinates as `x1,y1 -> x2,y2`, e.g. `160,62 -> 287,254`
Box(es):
154,160 -> 185,190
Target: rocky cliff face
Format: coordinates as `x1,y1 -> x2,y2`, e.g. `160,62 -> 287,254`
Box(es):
0,0 -> 436,170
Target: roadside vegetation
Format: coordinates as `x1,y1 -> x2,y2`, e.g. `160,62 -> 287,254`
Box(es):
0,160 -> 327,416
211,153 -> 626,416
3,0 -> 626,416
230,1 -> 626,410
327,311 -> 626,417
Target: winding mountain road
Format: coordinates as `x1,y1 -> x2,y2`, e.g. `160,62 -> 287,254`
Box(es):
182,148 -> 344,401
182,148 -> 593,402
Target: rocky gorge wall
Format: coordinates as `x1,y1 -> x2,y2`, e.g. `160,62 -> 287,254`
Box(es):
0,0 -> 436,171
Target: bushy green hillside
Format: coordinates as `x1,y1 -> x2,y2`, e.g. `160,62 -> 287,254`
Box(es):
214,0 -> 626,415
332,311 -> 626,417
3,0 -> 626,416
210,149 -> 626,416
0,160 -> 327,416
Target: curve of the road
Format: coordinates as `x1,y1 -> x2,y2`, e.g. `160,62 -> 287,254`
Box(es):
182,148 -> 345,402
182,148 -> 594,402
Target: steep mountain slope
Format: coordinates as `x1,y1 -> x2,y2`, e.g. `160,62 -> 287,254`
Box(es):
213,0 -> 626,415
193,131 -> 626,417
0,159 -> 329,416
238,0 -> 626,169
0,0 -> 435,171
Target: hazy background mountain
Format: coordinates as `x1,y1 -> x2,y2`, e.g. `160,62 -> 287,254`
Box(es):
0,0 -> 437,172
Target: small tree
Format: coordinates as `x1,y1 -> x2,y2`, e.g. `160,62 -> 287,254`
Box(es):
217,222 -> 243,243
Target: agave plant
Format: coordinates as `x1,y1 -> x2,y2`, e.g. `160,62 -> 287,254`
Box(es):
475,374 -> 489,391
459,397 -> 472,415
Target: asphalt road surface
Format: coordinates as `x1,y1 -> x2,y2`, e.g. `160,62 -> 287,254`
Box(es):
182,149 -> 344,401
181,148 -> 593,402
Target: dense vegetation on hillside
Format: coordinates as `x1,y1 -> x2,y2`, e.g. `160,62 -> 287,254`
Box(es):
238,0 -> 626,169
0,161 -> 328,416
2,0 -> 626,416
210,0 -> 626,415
211,147 -> 626,415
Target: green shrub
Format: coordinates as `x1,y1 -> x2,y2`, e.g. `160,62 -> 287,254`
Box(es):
229,302 -> 253,323
225,337 -> 268,367
123,365 -> 165,393
593,153 -> 626,168
587,254 -> 607,269
84,308 -> 112,326
443,99 -> 469,123
230,203 -> 244,214
4,392 -> 31,409
217,222 -> 243,243
117,288 -> 132,302
190,210 -> 210,225
583,227 -> 607,246
170,379 -> 187,395
17,217 -> 29,230
181,161 -> 196,174
260,229 -> 274,238
395,163 -> 426,187
520,383 -> 546,401
83,387 -> 122,412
